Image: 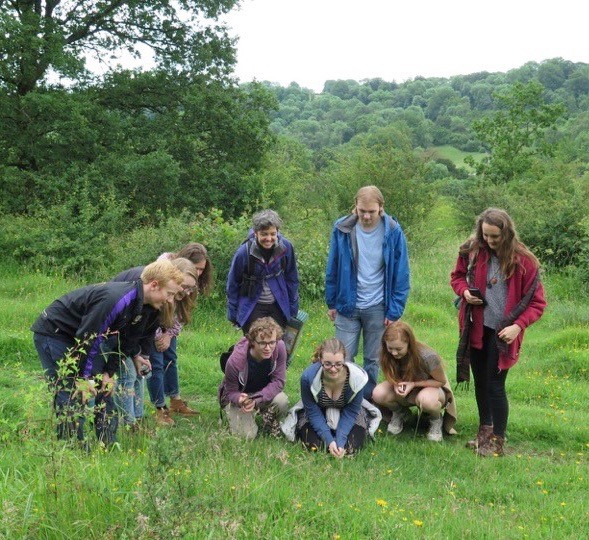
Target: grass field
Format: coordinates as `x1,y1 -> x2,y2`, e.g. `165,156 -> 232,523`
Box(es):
0,204 -> 587,539
430,145 -> 486,171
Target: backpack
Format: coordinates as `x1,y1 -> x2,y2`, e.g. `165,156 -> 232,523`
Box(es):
219,345 -> 234,373
239,237 -> 287,299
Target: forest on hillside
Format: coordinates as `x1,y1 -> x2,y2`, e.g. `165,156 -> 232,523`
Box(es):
1,2 -> 588,292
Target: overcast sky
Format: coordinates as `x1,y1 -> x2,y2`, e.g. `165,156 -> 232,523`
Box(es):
220,0 -> 589,92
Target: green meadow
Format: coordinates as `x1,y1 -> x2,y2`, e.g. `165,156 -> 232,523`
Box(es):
0,205 -> 587,539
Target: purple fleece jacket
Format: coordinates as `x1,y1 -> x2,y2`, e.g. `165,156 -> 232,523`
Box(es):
218,337 -> 287,408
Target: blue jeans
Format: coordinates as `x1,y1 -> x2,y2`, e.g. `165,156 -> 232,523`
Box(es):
114,356 -> 145,425
34,333 -> 118,445
334,303 -> 386,399
146,337 -> 179,408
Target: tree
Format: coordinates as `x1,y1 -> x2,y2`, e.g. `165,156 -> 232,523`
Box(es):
0,0 -> 237,96
466,81 -> 565,183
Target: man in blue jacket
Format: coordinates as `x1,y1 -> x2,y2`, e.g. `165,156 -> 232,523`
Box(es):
325,185 -> 410,399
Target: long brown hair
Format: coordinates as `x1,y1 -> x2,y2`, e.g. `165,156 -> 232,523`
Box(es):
380,321 -> 425,384
459,208 -> 540,278
162,257 -> 197,327
173,242 -> 213,296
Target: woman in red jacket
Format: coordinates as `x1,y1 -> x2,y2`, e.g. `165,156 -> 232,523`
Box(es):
450,208 -> 546,456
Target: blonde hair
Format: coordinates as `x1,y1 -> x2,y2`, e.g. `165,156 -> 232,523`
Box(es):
166,257 -> 197,327
141,260 -> 185,286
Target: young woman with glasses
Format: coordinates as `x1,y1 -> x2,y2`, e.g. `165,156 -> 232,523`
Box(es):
284,338 -> 381,457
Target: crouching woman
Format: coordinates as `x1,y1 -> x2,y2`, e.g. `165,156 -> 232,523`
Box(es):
372,321 -> 457,442
218,317 -> 289,439
281,338 -> 381,457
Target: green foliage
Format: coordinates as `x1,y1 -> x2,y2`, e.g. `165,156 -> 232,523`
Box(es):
0,0 -> 238,96
466,81 -> 566,183
452,159 -> 589,278
317,125 -> 436,233
0,179 -> 127,278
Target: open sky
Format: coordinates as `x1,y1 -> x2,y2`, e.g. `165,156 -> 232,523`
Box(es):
220,0 -> 589,92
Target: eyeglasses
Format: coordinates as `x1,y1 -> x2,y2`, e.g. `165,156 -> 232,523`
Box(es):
322,361 -> 344,370
255,340 -> 277,348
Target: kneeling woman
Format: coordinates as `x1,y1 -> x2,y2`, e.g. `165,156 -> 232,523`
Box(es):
372,321 -> 457,441
282,338 -> 381,458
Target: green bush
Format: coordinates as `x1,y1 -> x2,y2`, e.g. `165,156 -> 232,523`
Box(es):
0,180 -> 127,279
452,160 -> 589,280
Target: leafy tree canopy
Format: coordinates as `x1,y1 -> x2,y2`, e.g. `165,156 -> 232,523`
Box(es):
0,0 -> 238,95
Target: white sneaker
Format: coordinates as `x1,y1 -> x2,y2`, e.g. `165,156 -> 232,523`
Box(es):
387,408 -> 409,435
427,417 -> 443,442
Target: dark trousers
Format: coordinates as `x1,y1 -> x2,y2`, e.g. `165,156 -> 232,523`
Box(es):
296,423 -> 367,454
242,302 -> 287,333
34,333 -> 118,445
470,326 -> 509,437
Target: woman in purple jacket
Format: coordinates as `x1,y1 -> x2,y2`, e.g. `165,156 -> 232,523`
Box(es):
218,317 -> 289,439
226,210 -> 299,333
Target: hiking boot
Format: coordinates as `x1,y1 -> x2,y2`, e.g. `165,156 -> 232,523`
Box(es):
426,417 -> 443,442
387,408 -> 410,435
260,408 -> 282,438
155,407 -> 175,426
169,397 -> 200,416
476,434 -> 505,457
466,424 -> 493,450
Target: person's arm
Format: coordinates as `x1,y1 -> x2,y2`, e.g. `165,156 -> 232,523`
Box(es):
253,341 -> 287,406
385,225 -> 410,322
513,264 -> 547,330
300,371 -> 334,446
76,286 -> 137,378
450,253 -> 470,298
334,388 -> 364,449
222,354 -> 245,406
284,242 -> 300,318
396,365 -> 447,396
226,246 -> 247,325
325,227 -> 339,312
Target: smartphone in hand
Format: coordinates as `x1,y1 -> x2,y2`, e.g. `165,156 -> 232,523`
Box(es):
468,287 -> 487,305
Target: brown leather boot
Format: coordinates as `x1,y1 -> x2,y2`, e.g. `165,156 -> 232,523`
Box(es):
466,424 -> 493,450
155,407 -> 175,426
476,434 -> 505,457
169,397 -> 200,416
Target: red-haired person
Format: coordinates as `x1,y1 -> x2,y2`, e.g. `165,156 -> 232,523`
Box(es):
372,321 -> 457,442
451,208 -> 546,456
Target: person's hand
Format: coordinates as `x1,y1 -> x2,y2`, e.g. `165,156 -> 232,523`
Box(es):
73,378 -> 97,404
498,324 -> 521,345
238,393 -> 256,413
328,441 -> 345,458
155,333 -> 172,352
463,289 -> 484,305
395,381 -> 415,397
327,309 -> 337,322
100,372 -> 115,397
133,355 -> 151,375
384,318 -> 394,327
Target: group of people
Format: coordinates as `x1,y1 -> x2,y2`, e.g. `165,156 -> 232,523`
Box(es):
32,185 -> 546,458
